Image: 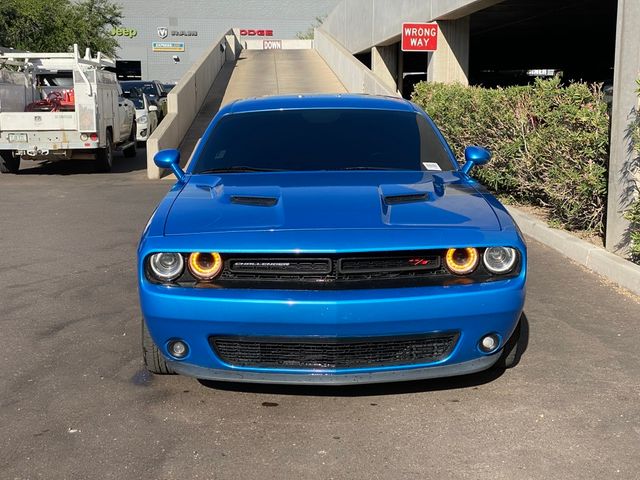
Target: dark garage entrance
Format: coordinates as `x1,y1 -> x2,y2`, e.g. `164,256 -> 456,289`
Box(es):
469,0 -> 618,87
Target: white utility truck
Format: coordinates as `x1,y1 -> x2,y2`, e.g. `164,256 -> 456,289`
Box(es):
0,45 -> 136,173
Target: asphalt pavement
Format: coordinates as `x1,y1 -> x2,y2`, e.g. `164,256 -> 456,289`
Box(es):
1,150 -> 639,480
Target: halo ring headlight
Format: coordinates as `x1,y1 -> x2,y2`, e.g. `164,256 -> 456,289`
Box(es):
483,247 -> 517,274
149,252 -> 184,282
188,252 -> 223,281
445,248 -> 479,275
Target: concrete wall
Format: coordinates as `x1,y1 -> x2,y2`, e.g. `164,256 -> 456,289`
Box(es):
146,30 -> 241,179
606,0 -> 640,254
322,0 -> 501,54
244,39 -> 314,50
371,45 -> 399,91
314,29 -> 398,97
426,17 -> 470,85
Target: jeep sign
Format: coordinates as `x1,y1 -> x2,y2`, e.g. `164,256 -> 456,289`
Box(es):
110,27 -> 138,38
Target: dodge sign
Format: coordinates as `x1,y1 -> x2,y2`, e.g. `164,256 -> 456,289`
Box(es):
401,22 -> 439,52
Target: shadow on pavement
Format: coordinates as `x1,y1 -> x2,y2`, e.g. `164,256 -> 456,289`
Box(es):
199,367 -> 506,397
12,148 -> 147,175
198,313 -> 530,397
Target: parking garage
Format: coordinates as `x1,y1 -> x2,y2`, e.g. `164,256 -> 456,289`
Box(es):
319,0 -> 634,256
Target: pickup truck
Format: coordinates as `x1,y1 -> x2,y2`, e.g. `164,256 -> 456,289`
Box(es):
0,45 -> 136,173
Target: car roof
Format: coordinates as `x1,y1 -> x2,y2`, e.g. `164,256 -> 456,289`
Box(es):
227,94 -> 416,114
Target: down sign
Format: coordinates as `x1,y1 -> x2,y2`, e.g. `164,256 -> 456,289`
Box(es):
402,22 -> 439,52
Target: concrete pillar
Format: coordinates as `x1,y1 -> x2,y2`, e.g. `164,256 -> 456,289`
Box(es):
427,17 -> 470,85
397,44 -> 404,96
606,0 -> 640,253
372,44 -> 399,92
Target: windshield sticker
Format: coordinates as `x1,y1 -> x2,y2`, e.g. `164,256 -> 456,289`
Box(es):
423,162 -> 442,171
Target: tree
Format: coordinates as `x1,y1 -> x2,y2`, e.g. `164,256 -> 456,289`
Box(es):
296,15 -> 327,40
0,0 -> 122,57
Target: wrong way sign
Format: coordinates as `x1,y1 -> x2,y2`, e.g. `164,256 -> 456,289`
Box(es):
402,22 -> 439,52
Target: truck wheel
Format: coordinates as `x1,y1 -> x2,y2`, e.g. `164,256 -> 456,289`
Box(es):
123,122 -> 137,158
142,318 -> 175,375
0,151 -> 20,174
95,133 -> 113,172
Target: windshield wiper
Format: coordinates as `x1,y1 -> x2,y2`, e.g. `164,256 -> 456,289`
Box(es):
198,166 -> 285,174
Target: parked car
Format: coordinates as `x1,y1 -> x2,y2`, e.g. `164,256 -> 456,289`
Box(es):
163,83 -> 176,93
119,80 -> 167,120
120,85 -> 159,143
138,94 -> 527,385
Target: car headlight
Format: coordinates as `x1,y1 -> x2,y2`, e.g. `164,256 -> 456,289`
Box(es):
483,247 -> 517,274
188,252 -> 223,281
137,114 -> 148,124
149,253 -> 184,281
445,248 -> 479,275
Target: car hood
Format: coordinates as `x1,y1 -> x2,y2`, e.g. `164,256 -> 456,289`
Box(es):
163,171 -> 502,236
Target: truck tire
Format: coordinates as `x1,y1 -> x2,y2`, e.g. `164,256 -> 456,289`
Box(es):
0,151 -> 20,174
95,132 -> 113,173
142,318 -> 175,375
123,121 -> 137,158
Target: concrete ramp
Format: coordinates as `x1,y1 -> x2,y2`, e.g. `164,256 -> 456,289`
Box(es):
221,49 -> 346,102
179,49 -> 346,164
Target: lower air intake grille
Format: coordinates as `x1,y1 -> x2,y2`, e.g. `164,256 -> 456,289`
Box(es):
210,333 -> 459,370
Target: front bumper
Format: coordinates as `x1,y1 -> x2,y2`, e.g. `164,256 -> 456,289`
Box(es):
168,354 -> 500,385
140,275 -> 526,384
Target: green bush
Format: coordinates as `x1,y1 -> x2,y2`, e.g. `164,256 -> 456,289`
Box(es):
625,81 -> 640,262
411,77 -> 610,233
625,200 -> 640,262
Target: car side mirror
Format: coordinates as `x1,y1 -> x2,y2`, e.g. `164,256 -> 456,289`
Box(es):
461,146 -> 491,174
149,105 -> 158,112
154,149 -> 186,182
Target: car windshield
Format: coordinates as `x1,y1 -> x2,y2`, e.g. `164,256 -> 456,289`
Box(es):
121,86 -> 145,109
122,82 -> 158,97
194,109 -> 454,173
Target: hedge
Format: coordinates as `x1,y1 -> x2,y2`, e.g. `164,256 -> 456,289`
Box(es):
411,77 -> 610,233
625,82 -> 640,262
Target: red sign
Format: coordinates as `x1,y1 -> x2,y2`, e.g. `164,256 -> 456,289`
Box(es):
401,23 -> 439,52
240,29 -> 273,37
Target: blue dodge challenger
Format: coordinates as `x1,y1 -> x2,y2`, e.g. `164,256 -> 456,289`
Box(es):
138,94 -> 526,385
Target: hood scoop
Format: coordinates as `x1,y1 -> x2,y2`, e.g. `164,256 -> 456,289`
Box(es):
230,195 -> 278,207
384,193 -> 428,205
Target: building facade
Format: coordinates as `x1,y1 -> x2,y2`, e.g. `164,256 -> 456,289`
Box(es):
114,0 -> 339,82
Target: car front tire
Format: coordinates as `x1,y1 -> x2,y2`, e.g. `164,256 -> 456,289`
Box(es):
142,318 -> 175,375
498,315 -> 527,369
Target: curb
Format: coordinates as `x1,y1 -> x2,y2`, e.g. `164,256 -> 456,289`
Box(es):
507,206 -> 640,296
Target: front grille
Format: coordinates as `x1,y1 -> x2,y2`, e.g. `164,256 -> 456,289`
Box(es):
216,251 -> 449,289
227,258 -> 332,275
338,255 -> 439,274
210,333 -> 459,370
